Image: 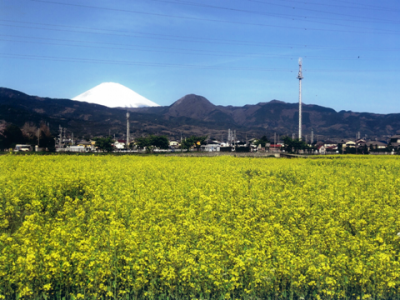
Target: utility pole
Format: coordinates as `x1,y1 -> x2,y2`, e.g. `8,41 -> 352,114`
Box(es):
58,125 -> 62,149
311,129 -> 314,145
297,57 -> 304,140
37,128 -> 40,148
126,112 -> 130,149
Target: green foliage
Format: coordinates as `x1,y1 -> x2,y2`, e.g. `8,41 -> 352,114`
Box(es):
254,135 -> 270,147
93,136 -> 113,152
149,135 -> 169,149
38,125 -> 56,152
135,136 -> 151,150
0,134 -> 5,150
2,124 -> 25,148
338,143 -> 343,153
282,136 -> 309,153
135,135 -> 169,151
181,135 -> 207,151
362,144 -> 369,154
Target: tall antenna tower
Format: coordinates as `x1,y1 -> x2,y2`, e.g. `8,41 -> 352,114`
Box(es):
297,57 -> 304,140
311,129 -> 314,144
126,111 -> 130,149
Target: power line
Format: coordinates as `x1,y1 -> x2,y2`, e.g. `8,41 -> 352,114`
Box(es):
21,0 -> 400,35
246,0 -> 399,23
0,38 -> 252,58
1,53 -> 398,72
1,20 -> 400,52
0,20 -> 313,47
148,0 -> 400,25
247,0 -> 400,12
331,0 -> 400,11
2,38 -> 399,61
0,52 -> 291,70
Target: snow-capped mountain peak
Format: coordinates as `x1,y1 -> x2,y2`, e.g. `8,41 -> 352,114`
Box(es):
72,82 -> 159,108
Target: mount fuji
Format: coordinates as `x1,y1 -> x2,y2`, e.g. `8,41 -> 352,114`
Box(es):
72,82 -> 159,108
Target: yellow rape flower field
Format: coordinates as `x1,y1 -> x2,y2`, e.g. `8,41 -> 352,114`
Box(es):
1,155 -> 400,300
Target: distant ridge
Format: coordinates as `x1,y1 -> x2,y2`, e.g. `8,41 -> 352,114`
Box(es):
167,94 -> 216,119
73,82 -> 159,108
1,87 -> 400,139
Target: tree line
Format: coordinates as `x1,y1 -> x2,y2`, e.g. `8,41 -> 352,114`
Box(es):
94,135 -> 208,152
0,123 -> 55,151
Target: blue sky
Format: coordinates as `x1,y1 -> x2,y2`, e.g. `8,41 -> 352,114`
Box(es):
0,0 -> 399,113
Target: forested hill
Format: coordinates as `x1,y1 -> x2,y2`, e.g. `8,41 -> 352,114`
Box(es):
1,88 -> 399,140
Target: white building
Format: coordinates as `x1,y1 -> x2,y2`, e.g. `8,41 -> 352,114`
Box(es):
201,144 -> 220,152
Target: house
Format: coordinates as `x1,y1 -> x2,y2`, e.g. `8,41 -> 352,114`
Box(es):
317,145 -> 326,154
201,144 -> 220,152
68,145 -> 87,152
342,140 -> 356,149
324,140 -> 337,148
366,141 -> 387,150
169,141 -> 179,148
77,140 -> 94,150
355,139 -> 366,144
114,140 -> 126,150
326,146 -> 338,153
390,135 -> 400,149
390,135 -> 400,144
322,140 -> 338,152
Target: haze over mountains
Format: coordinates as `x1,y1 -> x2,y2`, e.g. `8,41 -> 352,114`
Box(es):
1,86 -> 399,141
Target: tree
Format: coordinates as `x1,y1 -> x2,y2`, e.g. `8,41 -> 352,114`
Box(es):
181,136 -> 207,151
38,123 -> 55,152
0,134 -> 5,151
149,135 -> 169,149
3,124 -> 25,149
369,144 -> 375,152
338,143 -> 343,154
21,122 -> 38,141
282,136 -> 309,153
135,136 -> 151,150
135,135 -> 170,152
254,135 -> 270,147
93,137 -> 113,152
362,144 -> 369,155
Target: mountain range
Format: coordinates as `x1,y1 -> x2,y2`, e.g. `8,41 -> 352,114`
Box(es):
1,87 -> 399,141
